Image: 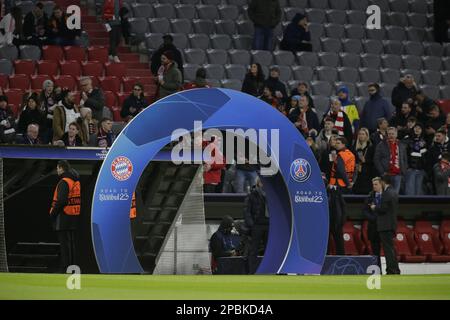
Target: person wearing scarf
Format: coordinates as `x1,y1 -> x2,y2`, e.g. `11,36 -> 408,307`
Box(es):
404,123 -> 428,195
337,86 -> 360,133
289,95 -> 320,137
259,86 -> 284,114
433,152 -> 450,195
323,98 -> 353,146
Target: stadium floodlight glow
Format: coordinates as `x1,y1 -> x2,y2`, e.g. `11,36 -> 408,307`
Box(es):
91,88 -> 329,274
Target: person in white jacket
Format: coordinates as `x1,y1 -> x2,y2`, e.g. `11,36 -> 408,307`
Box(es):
0,6 -> 21,46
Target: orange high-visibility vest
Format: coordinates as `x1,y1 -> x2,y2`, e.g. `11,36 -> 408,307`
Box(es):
130,192 -> 136,219
50,178 -> 81,216
330,149 -> 355,188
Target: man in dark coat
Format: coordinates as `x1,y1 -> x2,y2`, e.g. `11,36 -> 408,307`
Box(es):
120,83 -> 148,121
209,216 -> 237,274
79,77 -> 105,122
288,95 -> 320,135
23,2 -> 48,46
150,34 -> 184,78
248,0 -> 281,51
280,13 -> 312,52
264,67 -> 288,106
365,175 -> 401,274
433,0 -> 450,43
391,75 -> 418,116
360,83 -> 393,133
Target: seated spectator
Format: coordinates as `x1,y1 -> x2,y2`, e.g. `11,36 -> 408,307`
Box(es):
360,83 -> 393,133
23,2 -> 48,46
53,90 -> 80,141
183,68 -> 211,90
79,77 -> 105,122
264,67 -> 288,106
316,117 -> 335,154
150,34 -> 183,78
287,95 -> 300,113
96,117 -> 115,148
16,123 -> 42,145
241,63 -> 265,97
322,98 -> 353,146
288,95 -> 320,136
279,13 -> 312,53
290,82 -> 315,110
209,216 -> 237,274
390,101 -> 415,139
352,128 -> 375,195
0,95 -> 16,143
370,117 -> 389,147
39,79 -> 57,143
59,122 -> 83,147
391,74 -> 417,116
17,93 -> 46,135
424,105 -> 446,143
259,86 -> 283,114
47,6 -> 79,46
428,128 -> 450,167
414,90 -> 438,123
120,83 -> 148,122
156,51 -> 182,100
203,136 -> 226,193
0,6 -> 21,46
78,107 -> 97,146
404,123 -> 428,195
433,152 -> 450,195
337,86 -> 359,132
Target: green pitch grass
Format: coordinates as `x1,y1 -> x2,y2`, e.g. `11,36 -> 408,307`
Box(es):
0,273 -> 449,300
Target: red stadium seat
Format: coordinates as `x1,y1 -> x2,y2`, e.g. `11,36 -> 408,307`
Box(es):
81,61 -> 104,77
116,91 -> 129,107
103,90 -> 117,108
52,75 -> 77,91
42,45 -> 64,61
343,222 -> 366,255
8,103 -> 21,117
104,62 -> 126,78
111,106 -> 122,122
99,76 -> 121,92
30,75 -> 51,90
14,60 -> 35,75
4,89 -> 22,114
87,46 -> 109,63
64,46 -> 86,61
36,60 -> 59,76
60,60 -> 82,77
0,74 -> 9,89
8,74 -> 30,90
440,219 -> 450,255
362,220 -> 372,254
394,223 -> 426,262
415,221 -> 449,262
437,100 -> 450,116
75,76 -> 99,89
122,76 -> 153,92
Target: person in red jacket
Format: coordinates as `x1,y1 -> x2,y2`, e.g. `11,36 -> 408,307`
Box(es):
203,136 -> 226,193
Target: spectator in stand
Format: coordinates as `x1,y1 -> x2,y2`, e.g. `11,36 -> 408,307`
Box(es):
404,123 -> 428,195
428,128 -> 450,168
183,67 -> 211,90
79,107 -> 97,146
156,51 -> 182,100
287,95 -> 300,112
120,83 -> 148,122
288,95 -> 320,136
279,13 -> 312,53
0,95 -> 16,143
337,86 -> 359,133
433,152 -> 450,195
0,6 -> 22,46
360,83 -> 393,133
39,80 -> 57,143
264,67 -> 288,106
23,2 -> 48,46
352,128 -> 375,195
402,116 -> 418,140
370,117 -> 389,148
433,0 -> 450,43
59,122 -> 83,147
241,63 -> 265,97
390,101 -> 415,139
203,136 -> 226,193
305,131 -> 321,162
374,127 -> 408,194
234,146 -> 258,194
391,75 -> 417,116
119,6 -> 130,45
319,134 -> 338,181
79,77 -> 105,122
248,0 -> 281,51
47,6 -> 79,46
209,216 -> 237,274
414,90 -> 438,123
322,98 -> 353,146
316,117 -> 335,154
16,123 -> 42,145
259,86 -> 282,113
53,90 -> 80,142
17,93 -> 46,135
290,82 -> 315,110
150,34 -> 183,78
424,105 -> 446,143
103,0 -> 122,62
96,117 -> 115,148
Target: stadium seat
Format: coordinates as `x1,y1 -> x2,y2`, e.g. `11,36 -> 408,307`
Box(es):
221,79 -> 242,91
343,222 -> 366,255
345,24 -> 365,40
0,59 -> 13,76
394,223 -> 426,263
273,51 -> 295,66
30,75 -> 51,89
232,35 -> 252,50
441,86 -> 450,99
82,61 -> 104,78
379,83 -> 396,97
228,50 -> 250,66
385,26 -> 407,42
359,68 -> 381,83
154,3 -> 175,19
419,84 -> 440,99
422,56 -> 442,71
339,53 -> 360,68
99,76 -> 121,93
52,75 -> 77,91
311,81 -> 332,96
270,65 -> 291,82
122,76 -> 153,92
146,33 -> 164,50
324,23 -> 345,39
131,3 -> 154,18
8,74 -> 30,90
291,66 -> 314,82
360,53 -> 381,69
210,34 -> 232,50
215,19 -> 236,35
316,66 -> 338,82
183,64 -> 200,81
422,70 -> 442,86
442,71 -> 450,85
149,18 -> 171,34
424,42 -> 444,57
36,60 -> 59,76
174,4 -> 196,19
0,44 -> 18,61
196,4 -> 219,19
380,54 -> 402,69
402,55 -> 422,70
342,39 -> 363,54
305,9 -> 326,24
19,45 -> 41,61
42,45 -> 64,61
88,46 -> 109,63
218,5 -> 239,20
312,95 -> 330,119
440,220 -> 450,255
381,68 -> 401,84
356,82 -> 370,96
188,34 -> 210,50
14,60 -> 35,75
366,28 -> 385,41
407,13 -> 428,28
206,49 -> 228,65
103,90 -> 118,108
308,23 -> 324,38
383,40 -> 404,55
169,18 -> 192,34
318,52 -> 339,68
224,64 -> 246,80
308,0 -> 328,9
236,20 -> 254,36
337,67 -> 359,83
321,38 -> 342,53
0,74 -> 7,89
251,50 -> 273,66
104,62 -> 126,79
128,17 -> 150,39
326,9 -> 347,25
4,89 -> 22,111
203,64 -> 225,80
116,92 -> 129,108
64,46 -> 86,61
387,12 -> 408,27
192,19 -> 213,35
59,60 -> 82,78
415,221 -> 450,262
184,48 -> 207,65
362,39 -> 383,55
347,10 -> 366,25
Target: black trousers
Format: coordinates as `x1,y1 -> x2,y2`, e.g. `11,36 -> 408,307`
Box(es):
248,224 -> 269,274
378,231 -> 400,274
57,230 -> 76,273
108,24 -> 122,56
329,187 -> 347,255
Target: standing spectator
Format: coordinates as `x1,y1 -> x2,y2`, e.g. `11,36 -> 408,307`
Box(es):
119,6 -> 130,45
0,6 -> 21,45
306,131 -> 321,162
156,51 -> 182,100
279,13 -> 312,53
79,77 -> 105,122
288,95 -> 320,136
248,0 -> 281,51
264,67 -> 288,106
53,90 -> 80,141
390,102 -> 415,139
428,128 -> 450,167
433,152 -> 450,195
96,117 -> 115,148
241,63 -> 265,97
391,75 -> 417,116
290,82 -> 315,111
39,80 -> 57,143
319,134 -> 338,180
23,2 -> 48,46
0,95 -> 15,143
337,86 -> 360,132
60,122 -> 83,147
103,0 -> 122,62
16,123 -> 42,145
433,0 -> 450,43
203,137 -> 226,193
209,216 -> 237,274
402,116 -> 418,141
322,98 -> 353,146
414,90 -> 438,123
183,68 -> 211,90
404,123 -> 428,195
79,107 -> 97,146
361,83 -> 393,133
120,83 -> 148,121
352,128 -> 375,195
316,117 -> 335,155
47,6 -> 73,46
424,105 -> 446,143
374,127 -> 408,194
234,147 -> 258,194
150,34 -> 183,78
17,93 -> 46,135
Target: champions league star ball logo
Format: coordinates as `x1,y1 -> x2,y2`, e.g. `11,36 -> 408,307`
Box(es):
290,158 -> 311,183
111,156 -> 133,181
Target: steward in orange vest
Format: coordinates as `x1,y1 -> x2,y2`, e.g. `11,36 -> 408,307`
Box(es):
130,192 -> 136,219
329,148 -> 356,188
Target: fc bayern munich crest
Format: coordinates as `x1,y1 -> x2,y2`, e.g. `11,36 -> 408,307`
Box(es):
290,158 -> 311,183
111,156 -> 133,181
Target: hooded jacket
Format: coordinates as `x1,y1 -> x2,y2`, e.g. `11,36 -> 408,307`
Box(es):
279,13 -> 311,52
248,0 -> 281,28
360,91 -> 393,133
391,81 -> 417,114
337,86 -> 360,130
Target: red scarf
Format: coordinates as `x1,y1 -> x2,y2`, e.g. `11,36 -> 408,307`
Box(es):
328,109 -> 345,136
440,160 -> 450,188
297,111 -> 308,135
388,140 -> 401,175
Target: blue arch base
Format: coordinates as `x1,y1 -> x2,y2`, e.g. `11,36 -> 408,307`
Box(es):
91,88 -> 329,274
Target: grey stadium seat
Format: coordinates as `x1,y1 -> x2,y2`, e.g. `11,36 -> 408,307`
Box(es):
440,86 -> 450,99
383,40 -> 403,55
149,18 -> 170,34
340,53 -> 361,68
17,1 -> 34,16
407,13 -> 427,28
270,65 -> 292,82
131,3 -> 154,18
316,66 -> 338,82
192,19 -> 214,34
146,33 -> 164,50
356,82 -> 370,97
154,3 -> 175,19
189,34 -> 210,49
347,10 -> 366,25
218,5 -> 239,20
158,0 -> 178,4
305,9 -> 326,24
206,49 -> 228,65
444,43 -> 450,56
401,69 -> 422,83
251,50 -> 273,66
308,23 -> 325,38
409,0 -> 429,14
371,0 -> 390,11
174,4 -> 196,19
385,26 -> 407,42
297,52 -> 318,68
349,0 -> 369,11
442,71 -> 450,85
362,39 -> 383,55
326,9 -> 347,25
337,67 -> 359,83
283,7 -> 300,22
380,68 -> 401,84
236,20 -> 254,36
183,64 -> 201,81
312,95 -> 331,118
404,41 -> 424,56
221,79 -> 242,91
334,82 -> 356,97
342,39 -> 363,54
308,0 -> 328,9
170,33 -> 188,49
379,83 -> 396,98
321,38 -> 342,52
232,35 -> 252,50
215,20 -> 236,35
203,0 -> 222,5
171,18 -> 192,34
311,81 -> 333,96
128,18 -> 149,37
210,34 -> 231,50
0,59 -> 13,75
204,64 -> 225,79
381,54 -> 402,69
387,12 -> 408,27
288,0 -> 308,7
443,57 -> 450,71
359,68 -> 380,83
225,64 -> 246,80
419,85 -> 440,99
328,0 -> 349,10
389,0 -> 409,13
228,49 -> 251,65
360,53 -> 381,69
196,5 -> 219,20
273,51 -> 295,66
405,27 -> 426,42
355,96 -> 369,113
402,55 -> 422,70
207,78 -> 221,87
424,43 -> 444,57
184,48 -> 206,65
325,23 -> 345,39
422,70 -> 442,86
345,24 -> 365,40
180,0 -> 200,4
19,45 -> 41,61
318,52 -> 339,68
366,28 -> 385,41
292,66 -> 314,81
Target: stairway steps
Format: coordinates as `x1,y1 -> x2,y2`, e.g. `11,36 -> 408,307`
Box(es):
89,37 -> 109,46
87,31 -> 109,38
119,54 -> 141,62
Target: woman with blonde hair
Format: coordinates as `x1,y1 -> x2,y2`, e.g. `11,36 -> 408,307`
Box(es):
351,127 -> 376,194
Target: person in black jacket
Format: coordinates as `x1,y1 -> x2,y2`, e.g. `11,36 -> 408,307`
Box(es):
79,77 -> 105,122
364,175 -> 400,274
209,216 -> 237,274
290,82 -> 315,111
248,0 -> 281,51
288,95 -> 320,136
264,67 -> 288,106
279,13 -> 312,53
150,34 -> 184,78
120,83 -> 148,121
433,0 -> 450,43
352,128 -> 375,195
241,63 -> 265,97
23,2 -> 48,46
404,123 -> 428,195
17,93 -> 46,135
390,101 -> 415,140
391,75 -> 417,116
245,177 -> 269,274
47,6 -> 79,46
